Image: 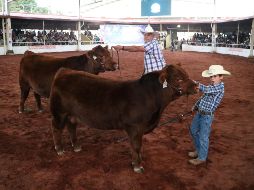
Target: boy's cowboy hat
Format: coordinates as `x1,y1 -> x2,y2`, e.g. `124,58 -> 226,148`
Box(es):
202,65 -> 231,77
141,24 -> 155,34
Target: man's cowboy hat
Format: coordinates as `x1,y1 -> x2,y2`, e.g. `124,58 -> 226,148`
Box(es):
141,24 -> 155,34
202,65 -> 231,77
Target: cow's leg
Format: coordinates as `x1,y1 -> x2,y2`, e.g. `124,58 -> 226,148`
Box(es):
66,117 -> 82,153
19,84 -> 30,113
51,119 -> 65,155
126,128 -> 144,173
34,92 -> 43,112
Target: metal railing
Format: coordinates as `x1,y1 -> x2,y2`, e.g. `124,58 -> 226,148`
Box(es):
9,40 -> 104,46
184,41 -> 251,49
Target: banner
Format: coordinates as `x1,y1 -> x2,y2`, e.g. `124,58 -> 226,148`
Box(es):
99,25 -> 145,45
141,0 -> 171,16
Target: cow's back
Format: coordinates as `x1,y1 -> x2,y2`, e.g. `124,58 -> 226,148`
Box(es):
19,54 -> 67,97
19,51 -> 94,97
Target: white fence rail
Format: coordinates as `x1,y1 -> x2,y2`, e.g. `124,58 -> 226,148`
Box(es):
182,44 -> 252,58
0,43 -> 253,58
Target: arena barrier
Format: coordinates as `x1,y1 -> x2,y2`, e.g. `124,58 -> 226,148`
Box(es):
0,47 -> 5,55
182,44 -> 252,58
0,44 -> 101,55
0,44 -> 252,58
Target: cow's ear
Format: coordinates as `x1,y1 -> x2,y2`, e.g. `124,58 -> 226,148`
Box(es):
159,65 -> 174,84
87,50 -> 94,58
87,50 -> 98,61
158,71 -> 167,84
104,45 -> 108,50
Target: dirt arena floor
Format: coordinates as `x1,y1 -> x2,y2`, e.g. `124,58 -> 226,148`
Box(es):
0,50 -> 254,190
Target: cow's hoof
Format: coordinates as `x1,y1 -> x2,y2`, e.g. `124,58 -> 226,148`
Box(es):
56,150 -> 65,156
133,166 -> 144,174
73,145 -> 82,152
55,148 -> 64,156
22,108 -> 33,113
38,109 -> 44,113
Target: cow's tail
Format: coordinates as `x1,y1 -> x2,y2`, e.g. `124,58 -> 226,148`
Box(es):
49,90 -> 67,130
49,69 -> 67,129
50,68 -> 70,129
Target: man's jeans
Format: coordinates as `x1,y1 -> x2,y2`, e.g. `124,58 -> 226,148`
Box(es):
190,112 -> 214,160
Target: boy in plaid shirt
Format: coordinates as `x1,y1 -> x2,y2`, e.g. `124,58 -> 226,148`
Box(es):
189,65 -> 231,165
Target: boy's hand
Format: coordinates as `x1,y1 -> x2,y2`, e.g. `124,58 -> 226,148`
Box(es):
193,80 -> 199,85
193,80 -> 200,91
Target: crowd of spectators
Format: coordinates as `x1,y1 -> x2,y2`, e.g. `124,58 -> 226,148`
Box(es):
81,30 -> 102,45
186,32 -> 250,48
0,29 -> 250,49
11,29 -> 78,46
0,30 -> 3,45
0,29 -> 103,46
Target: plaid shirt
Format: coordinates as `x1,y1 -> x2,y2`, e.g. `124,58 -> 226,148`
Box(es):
144,39 -> 166,74
195,82 -> 224,112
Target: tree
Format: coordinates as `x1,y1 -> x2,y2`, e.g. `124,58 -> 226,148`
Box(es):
0,0 -> 3,12
8,0 -> 49,14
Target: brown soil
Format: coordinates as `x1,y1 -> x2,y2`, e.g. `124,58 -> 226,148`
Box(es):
0,50 -> 254,190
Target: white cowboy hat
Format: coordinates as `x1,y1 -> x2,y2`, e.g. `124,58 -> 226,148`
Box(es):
141,24 -> 155,34
202,65 -> 231,77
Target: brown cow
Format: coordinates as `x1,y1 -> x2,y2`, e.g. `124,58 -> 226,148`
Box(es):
19,45 -> 117,113
49,64 -> 197,173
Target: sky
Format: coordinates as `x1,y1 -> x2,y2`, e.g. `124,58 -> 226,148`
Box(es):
36,0 -> 79,15
35,0 -> 254,18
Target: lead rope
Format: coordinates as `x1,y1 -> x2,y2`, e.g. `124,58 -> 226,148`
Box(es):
111,47 -> 122,79
159,95 -> 193,126
185,95 -> 195,144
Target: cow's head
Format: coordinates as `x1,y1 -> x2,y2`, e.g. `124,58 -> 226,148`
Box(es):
158,64 -> 197,95
86,50 -> 106,74
92,45 -> 118,71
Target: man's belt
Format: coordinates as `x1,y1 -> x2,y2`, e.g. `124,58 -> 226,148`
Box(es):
198,109 -> 214,116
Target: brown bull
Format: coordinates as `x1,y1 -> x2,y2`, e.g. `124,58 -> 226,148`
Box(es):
19,45 -> 117,113
49,64 -> 197,173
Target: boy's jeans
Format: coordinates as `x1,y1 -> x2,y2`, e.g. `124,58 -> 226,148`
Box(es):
190,112 -> 214,160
